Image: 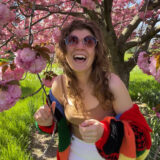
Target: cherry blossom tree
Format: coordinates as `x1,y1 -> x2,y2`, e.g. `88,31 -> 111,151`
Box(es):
0,0 -> 160,112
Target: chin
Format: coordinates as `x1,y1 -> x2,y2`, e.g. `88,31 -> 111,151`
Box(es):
72,67 -> 91,73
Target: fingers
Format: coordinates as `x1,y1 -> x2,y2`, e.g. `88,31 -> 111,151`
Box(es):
79,124 -> 97,136
34,107 -> 49,123
44,101 -> 56,114
79,119 -> 97,140
79,125 -> 97,143
79,119 -> 104,143
34,101 -> 56,126
80,119 -> 95,127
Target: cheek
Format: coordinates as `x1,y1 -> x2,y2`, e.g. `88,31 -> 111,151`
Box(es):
90,49 -> 96,59
66,46 -> 73,53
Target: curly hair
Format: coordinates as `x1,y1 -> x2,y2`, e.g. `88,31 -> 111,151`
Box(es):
55,19 -> 114,112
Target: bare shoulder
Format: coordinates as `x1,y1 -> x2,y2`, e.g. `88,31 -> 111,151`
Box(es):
108,73 -> 133,114
108,73 -> 123,90
51,75 -> 64,104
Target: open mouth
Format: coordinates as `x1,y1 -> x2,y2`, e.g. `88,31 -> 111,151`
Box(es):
73,55 -> 87,62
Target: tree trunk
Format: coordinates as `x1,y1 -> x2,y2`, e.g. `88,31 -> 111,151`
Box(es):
110,57 -> 130,88
114,64 -> 130,88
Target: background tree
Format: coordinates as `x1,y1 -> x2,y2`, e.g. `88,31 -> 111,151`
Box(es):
0,0 -> 160,112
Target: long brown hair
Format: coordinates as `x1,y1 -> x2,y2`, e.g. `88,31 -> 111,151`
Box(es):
56,19 -> 114,111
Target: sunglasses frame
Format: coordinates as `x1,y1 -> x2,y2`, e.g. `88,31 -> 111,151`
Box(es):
64,35 -> 98,48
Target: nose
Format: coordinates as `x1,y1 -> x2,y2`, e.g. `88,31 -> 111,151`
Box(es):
76,40 -> 85,49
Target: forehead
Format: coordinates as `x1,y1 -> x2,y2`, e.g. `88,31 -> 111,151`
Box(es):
70,29 -> 93,37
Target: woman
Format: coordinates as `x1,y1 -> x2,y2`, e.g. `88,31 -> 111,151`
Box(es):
34,19 -> 152,160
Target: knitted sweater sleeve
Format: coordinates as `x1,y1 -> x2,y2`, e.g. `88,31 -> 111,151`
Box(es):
95,104 -> 152,160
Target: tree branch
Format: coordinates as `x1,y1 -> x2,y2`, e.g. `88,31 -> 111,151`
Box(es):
118,0 -> 160,50
25,11 -> 84,31
155,34 -> 160,38
118,15 -> 141,46
140,0 -> 160,11
20,86 -> 43,99
0,36 -> 14,49
124,24 -> 160,51
75,0 -> 103,23
103,0 -> 113,31
102,0 -> 117,49
124,40 -> 150,72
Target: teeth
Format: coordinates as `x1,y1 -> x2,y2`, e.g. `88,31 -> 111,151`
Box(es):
74,55 -> 86,59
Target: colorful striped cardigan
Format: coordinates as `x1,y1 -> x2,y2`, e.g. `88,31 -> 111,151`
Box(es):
36,90 -> 152,160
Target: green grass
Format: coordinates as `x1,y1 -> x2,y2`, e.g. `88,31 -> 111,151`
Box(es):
129,66 -> 160,160
124,52 -> 134,61
129,66 -> 160,107
0,65 -> 160,159
0,63 -> 62,160
0,74 -> 44,160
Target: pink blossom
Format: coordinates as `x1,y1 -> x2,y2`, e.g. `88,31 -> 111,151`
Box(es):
0,4 -> 10,26
8,85 -> 21,99
152,107 -> 156,111
0,89 -> 13,112
155,70 -> 160,83
14,49 -> 21,57
81,0 -> 96,10
0,84 -> 21,112
52,28 -> 61,43
11,44 -> 17,52
2,68 -> 15,82
1,66 -> 24,83
0,90 -> 10,106
20,48 -> 36,63
0,81 -> 7,86
28,56 -> 46,73
14,67 -> 25,80
156,112 -> 160,119
137,51 -> 151,75
139,11 -> 154,19
0,54 -> 10,58
149,56 -> 157,77
0,67 -> 2,81
14,29 -> 26,38
15,55 -> 31,71
14,48 -> 39,72
149,56 -> 160,83
42,77 -> 55,88
46,45 -> 55,54
0,4 -> 15,27
97,0 -> 102,4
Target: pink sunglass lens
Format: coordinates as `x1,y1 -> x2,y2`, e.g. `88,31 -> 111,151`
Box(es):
66,36 -> 78,46
84,36 -> 97,47
65,35 -> 97,47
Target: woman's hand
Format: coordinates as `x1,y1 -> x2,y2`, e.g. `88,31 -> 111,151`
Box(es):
34,102 -> 56,126
79,119 -> 104,143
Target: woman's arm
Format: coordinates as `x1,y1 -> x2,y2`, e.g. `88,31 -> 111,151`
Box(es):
109,73 -> 133,114
34,75 -> 64,133
79,73 -> 152,159
94,73 -> 152,159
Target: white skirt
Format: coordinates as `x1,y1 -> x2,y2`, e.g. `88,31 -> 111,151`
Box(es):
69,135 -> 105,160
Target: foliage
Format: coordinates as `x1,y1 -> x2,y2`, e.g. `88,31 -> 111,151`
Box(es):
0,66 -> 159,159
0,0 -> 160,158
129,66 -> 160,159
0,0 -> 160,111
129,66 -> 160,107
0,74 -> 43,160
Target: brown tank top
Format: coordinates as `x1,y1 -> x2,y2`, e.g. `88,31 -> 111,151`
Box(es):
60,75 -> 115,139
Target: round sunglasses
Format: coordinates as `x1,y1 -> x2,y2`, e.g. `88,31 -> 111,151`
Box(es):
64,35 -> 98,48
